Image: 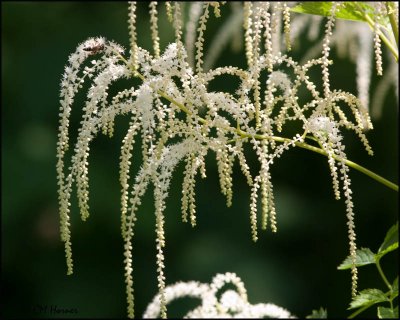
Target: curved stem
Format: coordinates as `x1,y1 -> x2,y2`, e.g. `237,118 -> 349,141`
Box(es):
232,130 -> 398,192
376,258 -> 392,291
119,56 -> 398,193
386,2 -> 399,47
357,3 -> 399,62
348,303 -> 373,319
341,158 -> 398,192
297,142 -> 398,192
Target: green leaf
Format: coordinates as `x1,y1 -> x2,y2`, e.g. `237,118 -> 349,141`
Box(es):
348,289 -> 388,310
377,222 -> 399,258
291,2 -> 334,17
306,307 -> 327,319
378,306 -> 398,319
290,2 -> 390,27
337,248 -> 376,270
290,2 -> 375,22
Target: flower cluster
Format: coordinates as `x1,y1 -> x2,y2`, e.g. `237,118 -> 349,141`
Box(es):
56,2 -> 392,318
143,272 -> 295,318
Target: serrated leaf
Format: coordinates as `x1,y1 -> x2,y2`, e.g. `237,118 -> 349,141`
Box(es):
348,289 -> 388,310
306,307 -> 327,318
290,2 -> 389,26
337,248 -> 376,270
378,306 -> 398,319
378,222 -> 399,257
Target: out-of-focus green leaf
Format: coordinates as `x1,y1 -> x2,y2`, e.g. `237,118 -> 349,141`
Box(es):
377,222 -> 399,258
337,248 -> 375,270
291,2 -> 333,17
306,307 -> 327,318
290,2 -> 390,27
290,2 -> 370,22
348,289 -> 388,309
378,306 -> 398,319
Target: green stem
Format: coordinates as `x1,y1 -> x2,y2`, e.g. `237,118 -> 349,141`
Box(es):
376,258 -> 392,291
358,3 -> 399,62
348,303 -> 374,319
386,2 -> 399,47
376,25 -> 398,62
343,158 -> 398,192
295,141 -> 398,191
237,131 -> 399,192
121,58 -> 398,193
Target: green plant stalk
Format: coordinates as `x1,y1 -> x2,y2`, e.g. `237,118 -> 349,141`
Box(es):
376,258 -> 392,291
356,3 -> 399,62
389,299 -> 394,312
386,2 -> 399,47
348,302 -> 375,319
116,53 -> 399,193
294,140 -> 398,192
375,25 -> 398,62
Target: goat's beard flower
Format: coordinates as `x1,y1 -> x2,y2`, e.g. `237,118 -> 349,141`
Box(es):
56,2 -> 386,318
143,272 -> 296,319
306,116 -> 342,143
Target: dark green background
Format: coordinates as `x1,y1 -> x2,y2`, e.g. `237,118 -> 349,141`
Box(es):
2,2 -> 398,318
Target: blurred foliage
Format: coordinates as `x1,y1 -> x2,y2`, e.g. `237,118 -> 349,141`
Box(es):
1,2 -> 398,318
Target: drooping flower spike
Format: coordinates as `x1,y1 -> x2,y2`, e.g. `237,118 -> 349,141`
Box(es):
56,2 -> 394,318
